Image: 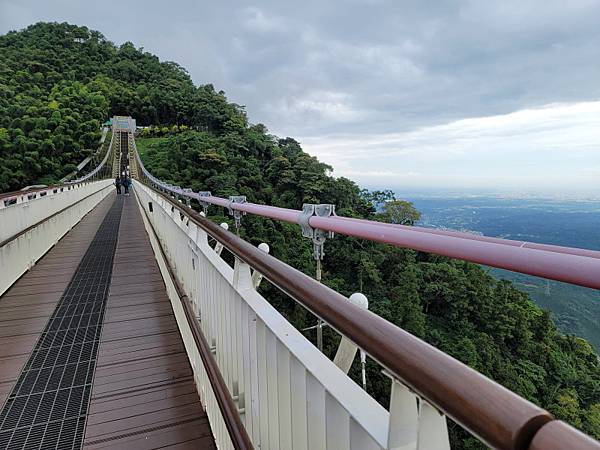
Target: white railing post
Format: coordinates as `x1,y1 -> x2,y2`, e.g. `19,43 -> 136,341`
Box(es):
214,222 -> 229,255
251,243 -> 269,289
417,401 -> 450,450
233,257 -> 253,291
333,293 -> 369,374
387,379 -> 418,450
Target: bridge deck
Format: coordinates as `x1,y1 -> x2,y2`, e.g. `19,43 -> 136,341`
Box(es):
0,195 -> 115,412
0,193 -> 215,449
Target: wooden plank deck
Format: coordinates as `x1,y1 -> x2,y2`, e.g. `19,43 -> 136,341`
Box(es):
82,195 -> 215,449
0,194 -> 116,409
0,193 -> 215,449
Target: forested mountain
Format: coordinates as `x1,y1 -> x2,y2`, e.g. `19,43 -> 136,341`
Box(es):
0,22 -> 240,190
1,23 -> 598,447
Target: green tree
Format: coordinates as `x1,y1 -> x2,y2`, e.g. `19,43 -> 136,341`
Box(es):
381,199 -> 422,225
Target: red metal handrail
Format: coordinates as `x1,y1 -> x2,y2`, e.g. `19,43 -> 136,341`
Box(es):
136,152 -> 600,290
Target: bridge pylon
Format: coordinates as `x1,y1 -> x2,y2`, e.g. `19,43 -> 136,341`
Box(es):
111,116 -> 138,178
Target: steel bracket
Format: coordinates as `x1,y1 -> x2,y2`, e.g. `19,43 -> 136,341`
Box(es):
172,186 -> 181,200
198,191 -> 212,215
182,188 -> 193,207
228,196 -> 247,229
298,203 -> 335,260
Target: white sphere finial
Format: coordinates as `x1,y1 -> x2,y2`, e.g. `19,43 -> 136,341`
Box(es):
258,243 -> 270,253
220,222 -> 229,230
349,293 -> 368,309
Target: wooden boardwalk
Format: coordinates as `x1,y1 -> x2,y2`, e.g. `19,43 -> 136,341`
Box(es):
0,194 -> 215,449
82,195 -> 215,449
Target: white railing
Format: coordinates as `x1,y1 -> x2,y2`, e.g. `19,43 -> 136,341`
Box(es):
0,181 -> 112,242
0,179 -> 113,296
136,183 -> 240,450
134,180 -> 452,450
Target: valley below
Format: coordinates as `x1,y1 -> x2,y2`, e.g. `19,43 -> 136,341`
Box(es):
409,195 -> 600,352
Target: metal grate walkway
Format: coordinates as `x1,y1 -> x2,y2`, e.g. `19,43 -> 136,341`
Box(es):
0,197 -> 123,449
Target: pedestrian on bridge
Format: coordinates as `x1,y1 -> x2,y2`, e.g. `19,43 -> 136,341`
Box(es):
122,177 -> 132,196
114,176 -> 122,195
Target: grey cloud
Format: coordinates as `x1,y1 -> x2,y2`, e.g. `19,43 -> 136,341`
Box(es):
1,0 -> 600,138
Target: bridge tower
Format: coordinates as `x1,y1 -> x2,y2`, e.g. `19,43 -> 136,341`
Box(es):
111,116 -> 136,178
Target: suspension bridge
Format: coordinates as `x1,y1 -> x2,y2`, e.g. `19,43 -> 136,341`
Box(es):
0,116 -> 598,449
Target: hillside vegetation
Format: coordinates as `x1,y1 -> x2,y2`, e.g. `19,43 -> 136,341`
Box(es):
2,23 -> 599,446
0,22 -> 240,190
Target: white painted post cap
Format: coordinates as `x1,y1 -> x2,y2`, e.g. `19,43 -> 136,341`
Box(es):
349,292 -> 368,309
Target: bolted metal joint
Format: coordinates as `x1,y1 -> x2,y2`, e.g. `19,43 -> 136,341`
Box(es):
198,191 -> 212,215
228,196 -> 247,230
299,204 -> 335,239
298,203 -> 335,260
181,188 -> 193,207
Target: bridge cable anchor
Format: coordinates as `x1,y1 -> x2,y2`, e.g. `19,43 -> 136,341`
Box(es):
228,196 -> 247,235
298,203 -> 335,351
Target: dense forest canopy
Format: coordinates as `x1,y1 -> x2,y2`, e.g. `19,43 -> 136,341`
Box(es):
1,22 -> 599,446
0,22 -> 243,190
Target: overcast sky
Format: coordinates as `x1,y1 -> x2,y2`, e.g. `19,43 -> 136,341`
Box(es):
2,0 -> 599,195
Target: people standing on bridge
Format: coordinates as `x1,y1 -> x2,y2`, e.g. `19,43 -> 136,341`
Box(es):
114,176 -> 122,195
122,176 -> 132,196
